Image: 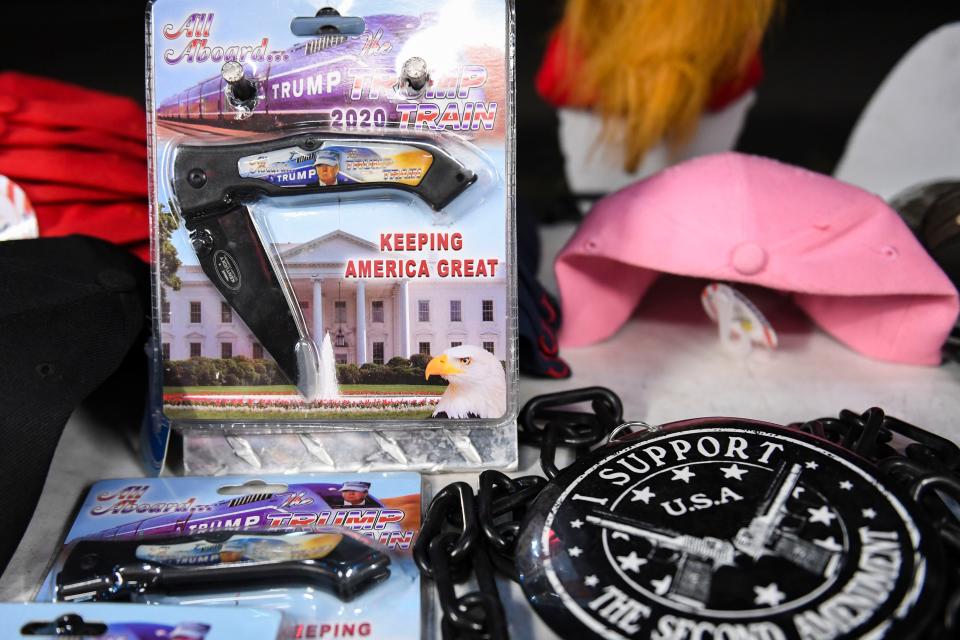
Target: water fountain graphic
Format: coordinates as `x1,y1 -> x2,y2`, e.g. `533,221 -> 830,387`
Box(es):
317,332 -> 341,399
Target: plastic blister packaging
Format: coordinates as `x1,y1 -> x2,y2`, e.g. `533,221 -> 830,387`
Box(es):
145,0 -> 517,472
36,474 -> 423,639
3,603 -> 282,639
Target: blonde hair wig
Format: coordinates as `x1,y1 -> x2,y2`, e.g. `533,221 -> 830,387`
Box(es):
557,0 -> 778,171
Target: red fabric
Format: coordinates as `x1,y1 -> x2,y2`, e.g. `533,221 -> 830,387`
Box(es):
0,149 -> 148,196
36,202 -> 149,245
535,30 -> 587,108
536,29 -> 763,112
12,181 -> 140,205
0,72 -> 148,260
0,122 -> 147,159
708,53 -> 763,111
0,73 -> 146,141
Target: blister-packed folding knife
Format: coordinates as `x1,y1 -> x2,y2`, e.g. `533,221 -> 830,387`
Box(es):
56,529 -> 391,602
171,133 -> 476,398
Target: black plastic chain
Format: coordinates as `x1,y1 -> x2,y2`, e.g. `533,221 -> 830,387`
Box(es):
417,389 -> 960,639
789,407 -> 960,638
415,388 -> 622,639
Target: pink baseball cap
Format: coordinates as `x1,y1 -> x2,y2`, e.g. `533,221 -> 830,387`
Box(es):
555,152 -> 960,364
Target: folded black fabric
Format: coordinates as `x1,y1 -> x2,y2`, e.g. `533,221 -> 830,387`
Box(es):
0,235 -> 148,573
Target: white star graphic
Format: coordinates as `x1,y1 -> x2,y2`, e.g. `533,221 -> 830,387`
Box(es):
617,551 -> 647,572
570,519 -> 584,529
631,486 -> 656,504
805,461 -> 819,470
584,575 -> 599,587
814,536 -> 844,552
651,575 -> 672,595
569,547 -> 583,558
807,505 -> 836,526
754,583 -> 786,607
839,480 -> 853,491
792,486 -> 806,499
862,508 -> 877,520
671,466 -> 696,484
720,464 -> 749,481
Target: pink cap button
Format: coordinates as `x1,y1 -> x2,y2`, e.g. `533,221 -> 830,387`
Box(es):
730,242 -> 767,275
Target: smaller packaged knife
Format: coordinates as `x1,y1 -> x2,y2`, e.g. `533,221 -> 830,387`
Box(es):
55,529 -> 390,603
7,603 -> 282,640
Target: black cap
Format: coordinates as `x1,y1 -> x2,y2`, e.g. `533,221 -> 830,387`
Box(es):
0,235 -> 148,573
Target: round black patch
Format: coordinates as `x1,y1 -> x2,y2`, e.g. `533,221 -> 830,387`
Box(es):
517,420 -> 942,640
212,250 -> 242,291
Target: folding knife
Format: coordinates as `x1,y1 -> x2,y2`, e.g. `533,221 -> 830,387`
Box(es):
56,530 -> 390,602
171,133 -> 477,398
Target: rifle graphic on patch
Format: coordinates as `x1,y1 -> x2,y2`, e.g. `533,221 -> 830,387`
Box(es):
587,462 -> 840,608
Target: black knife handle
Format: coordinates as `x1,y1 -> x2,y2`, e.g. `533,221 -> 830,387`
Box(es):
173,132 -> 477,217
56,532 -> 391,603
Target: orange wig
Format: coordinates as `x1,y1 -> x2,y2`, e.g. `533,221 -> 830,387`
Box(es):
551,0 -> 779,172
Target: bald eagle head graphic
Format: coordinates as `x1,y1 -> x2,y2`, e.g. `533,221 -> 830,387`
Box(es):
424,345 -> 506,419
